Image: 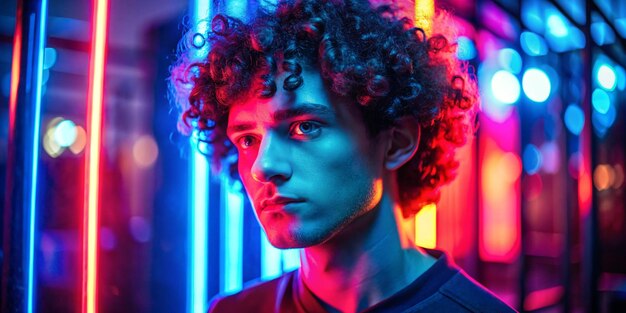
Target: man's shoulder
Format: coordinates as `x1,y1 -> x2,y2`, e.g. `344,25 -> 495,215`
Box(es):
436,271 -> 517,313
208,271 -> 295,313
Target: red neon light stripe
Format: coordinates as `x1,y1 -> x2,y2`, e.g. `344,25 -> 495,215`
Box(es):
83,0 -> 108,312
8,5 -> 22,139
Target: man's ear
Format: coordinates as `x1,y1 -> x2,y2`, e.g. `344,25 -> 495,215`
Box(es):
384,116 -> 420,171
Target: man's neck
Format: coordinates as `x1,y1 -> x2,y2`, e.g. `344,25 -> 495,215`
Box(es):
298,193 -> 436,313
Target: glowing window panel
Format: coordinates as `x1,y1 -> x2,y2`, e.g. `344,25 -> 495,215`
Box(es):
592,99 -> 616,137
523,2 -> 586,52
540,142 -> 560,174
83,0 -> 108,312
592,88 -> 611,114
596,64 -> 617,91
523,144 -> 542,175
491,70 -> 521,104
564,104 -> 585,135
546,14 -> 568,37
522,68 -> 551,103
591,21 -> 616,46
520,31 -> 548,56
616,66 -> 626,91
497,48 -> 522,74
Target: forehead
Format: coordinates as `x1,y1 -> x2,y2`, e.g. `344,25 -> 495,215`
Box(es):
228,69 -> 342,124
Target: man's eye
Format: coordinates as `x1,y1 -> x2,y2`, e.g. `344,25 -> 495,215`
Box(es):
289,121 -> 321,137
236,135 -> 258,149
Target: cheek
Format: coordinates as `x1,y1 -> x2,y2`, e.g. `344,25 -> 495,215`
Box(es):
298,136 -> 378,195
237,154 -> 258,192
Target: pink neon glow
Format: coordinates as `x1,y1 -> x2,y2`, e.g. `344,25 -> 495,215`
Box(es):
437,142 -> 476,258
479,113 -> 521,263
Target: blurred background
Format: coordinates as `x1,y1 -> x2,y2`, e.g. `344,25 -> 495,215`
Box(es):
1,0 -> 625,312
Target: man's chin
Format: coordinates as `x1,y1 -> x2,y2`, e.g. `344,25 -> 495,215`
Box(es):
265,228 -> 329,249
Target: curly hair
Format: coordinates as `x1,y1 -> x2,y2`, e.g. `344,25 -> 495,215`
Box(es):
170,0 -> 478,216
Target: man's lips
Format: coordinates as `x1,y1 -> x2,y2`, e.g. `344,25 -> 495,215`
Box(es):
260,196 -> 305,212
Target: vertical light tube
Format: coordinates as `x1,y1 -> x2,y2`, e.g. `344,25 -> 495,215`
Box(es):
8,9 -> 22,138
413,0 -> 436,248
218,0 -> 246,295
83,0 -> 108,312
282,249 -> 301,272
415,204 -> 437,249
27,1 -> 48,312
261,234 -> 282,280
190,138 -> 209,313
188,1 -> 210,312
414,0 -> 434,36
221,179 -> 243,293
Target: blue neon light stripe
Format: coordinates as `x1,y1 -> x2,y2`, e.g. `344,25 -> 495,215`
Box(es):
189,1 -> 210,312
282,249 -> 301,272
261,231 -> 282,280
28,1 -> 48,312
190,142 -> 209,313
222,179 -> 243,293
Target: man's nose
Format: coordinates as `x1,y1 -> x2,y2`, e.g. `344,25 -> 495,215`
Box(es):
250,133 -> 292,183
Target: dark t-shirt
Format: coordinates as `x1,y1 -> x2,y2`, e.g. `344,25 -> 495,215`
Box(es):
208,250 -> 517,312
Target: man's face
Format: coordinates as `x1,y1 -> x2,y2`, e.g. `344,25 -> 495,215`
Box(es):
227,69 -> 387,249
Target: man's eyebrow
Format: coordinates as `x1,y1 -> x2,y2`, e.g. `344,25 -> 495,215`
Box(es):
227,102 -> 333,135
272,102 -> 334,121
227,123 -> 256,135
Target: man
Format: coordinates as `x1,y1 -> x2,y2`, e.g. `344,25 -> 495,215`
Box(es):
171,0 -> 517,312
